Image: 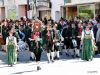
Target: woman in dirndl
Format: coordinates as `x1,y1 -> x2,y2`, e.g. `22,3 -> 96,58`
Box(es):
6,30 -> 18,66
81,25 -> 95,61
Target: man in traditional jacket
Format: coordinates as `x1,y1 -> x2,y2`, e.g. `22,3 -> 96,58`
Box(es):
30,32 -> 43,70
46,24 -> 55,63
70,23 -> 79,58
2,21 -> 8,51
41,24 -> 47,50
29,18 -> 42,61
62,24 -> 71,56
53,24 -> 61,60
24,21 -> 33,60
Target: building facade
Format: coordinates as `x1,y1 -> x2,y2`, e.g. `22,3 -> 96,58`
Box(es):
51,0 -> 64,22
0,0 -> 5,20
62,0 -> 100,19
28,0 -> 51,20
0,0 -> 28,20
28,0 -> 64,22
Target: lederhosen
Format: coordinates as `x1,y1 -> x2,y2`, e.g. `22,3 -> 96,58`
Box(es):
46,29 -> 54,53
53,30 -> 61,52
24,25 -> 32,52
62,27 -> 71,49
41,27 -> 47,49
71,28 -> 78,49
31,35 -> 43,62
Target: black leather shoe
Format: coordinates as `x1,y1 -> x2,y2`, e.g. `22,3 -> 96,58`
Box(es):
10,64 -> 13,67
66,53 -> 69,56
59,52 -> 62,55
56,58 -> 59,60
30,57 -> 34,61
51,60 -> 54,63
37,66 -> 41,71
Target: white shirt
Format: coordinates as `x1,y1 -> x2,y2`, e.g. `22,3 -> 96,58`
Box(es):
6,36 -> 17,47
81,30 -> 95,41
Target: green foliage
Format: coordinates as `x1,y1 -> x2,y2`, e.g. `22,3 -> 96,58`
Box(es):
7,9 -> 16,20
78,6 -> 94,18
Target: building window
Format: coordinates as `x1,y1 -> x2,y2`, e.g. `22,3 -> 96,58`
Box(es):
64,0 -> 71,3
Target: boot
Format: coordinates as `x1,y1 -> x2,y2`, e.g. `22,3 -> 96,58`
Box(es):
37,66 -> 41,71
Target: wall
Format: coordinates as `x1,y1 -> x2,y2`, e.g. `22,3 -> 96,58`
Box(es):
18,5 -> 26,18
66,6 -> 77,19
0,0 -> 4,7
1,7 -> 5,19
15,0 -> 27,5
4,0 -> 27,19
0,7 -> 5,20
95,3 -> 100,15
51,0 -> 64,22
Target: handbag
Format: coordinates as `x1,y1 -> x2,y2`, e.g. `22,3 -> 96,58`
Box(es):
93,45 -> 98,51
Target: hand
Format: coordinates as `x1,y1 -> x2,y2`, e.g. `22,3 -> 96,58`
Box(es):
29,38 -> 32,41
94,42 -> 96,45
77,36 -> 81,38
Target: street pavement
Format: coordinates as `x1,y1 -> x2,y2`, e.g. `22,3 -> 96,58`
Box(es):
0,50 -> 100,75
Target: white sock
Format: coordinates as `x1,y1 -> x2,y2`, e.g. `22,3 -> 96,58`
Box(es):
47,53 -> 50,62
64,45 -> 66,51
57,51 -> 60,58
54,51 -> 56,57
64,46 -> 69,54
75,49 -> 79,56
30,52 -> 35,59
70,49 -> 74,56
67,49 -> 70,54
37,62 -> 40,67
51,52 -> 54,61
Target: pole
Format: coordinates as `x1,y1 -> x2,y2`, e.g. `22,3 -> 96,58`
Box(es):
32,0 -> 37,19
32,0 -> 34,19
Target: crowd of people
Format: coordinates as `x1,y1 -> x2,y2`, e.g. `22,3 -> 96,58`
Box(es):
0,15 -> 100,71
